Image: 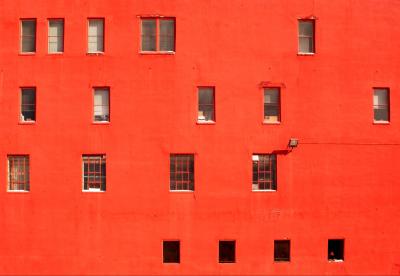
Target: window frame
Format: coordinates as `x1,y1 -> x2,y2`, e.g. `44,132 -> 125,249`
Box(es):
47,18 -> 64,54
19,87 -> 36,124
197,86 -> 216,124
263,87 -> 281,124
20,18 -> 36,54
82,154 -> 106,192
274,240 -> 291,262
87,18 -> 105,54
92,87 -> 110,123
169,154 -> 195,192
7,155 -> 30,192
140,17 -> 176,54
252,154 -> 277,192
373,87 -> 390,124
298,19 -> 315,55
162,240 -> 180,264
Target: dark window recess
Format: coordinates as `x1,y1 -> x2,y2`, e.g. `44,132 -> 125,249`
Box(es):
83,155 -> 106,191
219,241 -> 235,263
298,20 -> 315,53
274,240 -> 290,262
252,154 -> 277,190
21,88 -> 36,122
163,241 -> 180,263
21,19 -> 36,52
328,239 -> 344,261
198,87 -> 215,122
170,154 -> 194,191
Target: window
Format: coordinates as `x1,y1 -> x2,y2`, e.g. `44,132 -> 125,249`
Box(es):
252,154 -> 277,191
264,88 -> 280,123
141,18 -> 175,52
20,88 -> 36,122
163,241 -> 180,263
170,154 -> 194,191
198,87 -> 215,122
20,19 -> 36,53
88,19 -> 104,53
48,19 -> 64,53
8,155 -> 30,192
93,88 -> 110,122
274,240 -> 290,262
298,20 -> 314,54
219,241 -> 235,263
373,88 -> 390,122
83,155 -> 106,191
328,239 -> 344,262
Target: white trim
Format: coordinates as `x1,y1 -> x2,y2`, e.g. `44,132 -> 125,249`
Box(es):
252,189 -> 277,192
169,190 -> 194,193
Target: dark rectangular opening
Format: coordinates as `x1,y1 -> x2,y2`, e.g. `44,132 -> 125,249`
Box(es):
163,241 -> 180,263
274,240 -> 290,262
328,239 -> 344,261
219,240 -> 235,263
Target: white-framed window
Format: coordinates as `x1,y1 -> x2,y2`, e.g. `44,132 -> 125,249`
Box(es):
48,19 -> 64,53
88,19 -> 104,53
298,20 -> 315,54
264,88 -> 280,123
20,19 -> 36,53
373,88 -> 390,122
198,87 -> 215,122
82,155 -> 106,192
141,18 -> 175,52
93,88 -> 110,122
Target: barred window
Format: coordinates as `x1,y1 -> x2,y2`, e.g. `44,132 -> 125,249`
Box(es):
274,240 -> 290,262
83,155 -> 106,191
20,19 -> 36,53
198,87 -> 215,122
48,19 -> 64,53
252,154 -> 277,191
170,154 -> 194,191
264,88 -> 280,123
373,88 -> 390,122
8,155 -> 30,192
141,18 -> 175,52
298,20 -> 314,54
88,19 -> 104,53
21,88 -> 36,122
93,88 -> 110,122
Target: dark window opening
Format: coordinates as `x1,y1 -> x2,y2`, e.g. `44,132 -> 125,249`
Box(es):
328,239 -> 344,261
274,240 -> 290,262
198,87 -> 215,122
21,88 -> 36,122
252,154 -> 277,190
163,241 -> 180,263
8,155 -> 30,191
219,240 -> 235,263
264,88 -> 280,123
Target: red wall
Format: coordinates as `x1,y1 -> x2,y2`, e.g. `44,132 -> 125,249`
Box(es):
1,0 -> 400,274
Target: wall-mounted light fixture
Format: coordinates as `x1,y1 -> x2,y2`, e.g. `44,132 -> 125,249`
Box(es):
288,138 -> 299,149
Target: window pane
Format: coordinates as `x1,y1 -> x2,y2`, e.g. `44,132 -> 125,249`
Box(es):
48,20 -> 64,53
21,88 -> 36,121
299,21 -> 313,36
88,19 -> 104,52
199,88 -> 214,105
160,19 -> 175,51
8,156 -> 30,191
198,87 -> 215,121
141,19 -> 156,51
298,20 -> 314,53
299,37 -> 313,53
94,89 -> 110,121
21,20 -> 36,52
264,88 -> 279,104
373,89 -> 388,105
274,240 -> 290,262
373,89 -> 389,121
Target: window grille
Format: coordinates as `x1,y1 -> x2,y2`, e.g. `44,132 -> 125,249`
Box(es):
252,154 -> 277,190
264,88 -> 280,123
83,155 -> 106,191
170,154 -> 194,191
8,155 -> 30,191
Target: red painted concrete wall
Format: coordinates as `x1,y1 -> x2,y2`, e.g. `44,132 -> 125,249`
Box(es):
1,0 -> 400,275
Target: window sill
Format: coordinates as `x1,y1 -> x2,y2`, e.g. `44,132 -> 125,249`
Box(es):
82,190 -> 106,193
19,121 -> 36,125
197,120 -> 216,125
274,260 -> 291,263
19,52 -> 36,56
263,121 -> 281,125
86,52 -> 104,56
373,121 -> 390,125
297,52 -> 315,56
92,121 -> 110,125
252,189 -> 277,192
47,52 -> 64,55
169,190 -> 194,193
139,51 -> 175,55
328,259 -> 344,263
7,190 -> 29,193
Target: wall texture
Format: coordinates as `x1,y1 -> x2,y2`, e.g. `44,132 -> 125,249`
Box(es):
0,0 -> 400,275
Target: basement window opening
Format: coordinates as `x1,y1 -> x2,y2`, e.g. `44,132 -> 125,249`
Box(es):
328,239 -> 344,262
163,241 -> 180,263
219,240 -> 236,263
